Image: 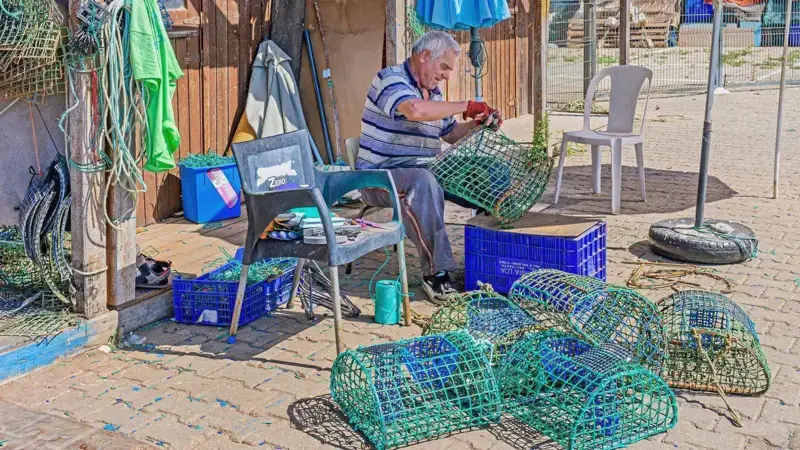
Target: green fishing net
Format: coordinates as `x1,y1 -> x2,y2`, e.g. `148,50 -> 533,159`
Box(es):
202,250 -> 296,285
657,290 -> 771,395
496,330 -> 678,450
330,331 -> 502,450
423,288 -> 543,365
508,270 -> 668,375
177,151 -> 235,169
428,127 -> 553,224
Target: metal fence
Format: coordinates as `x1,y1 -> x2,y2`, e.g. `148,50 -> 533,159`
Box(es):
547,0 -> 800,105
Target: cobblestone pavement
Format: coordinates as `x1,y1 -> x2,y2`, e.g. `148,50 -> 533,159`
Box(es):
1,88 -> 800,449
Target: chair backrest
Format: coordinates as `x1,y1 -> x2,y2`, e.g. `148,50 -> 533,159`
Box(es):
344,137 -> 360,170
584,65 -> 653,134
231,129 -> 317,195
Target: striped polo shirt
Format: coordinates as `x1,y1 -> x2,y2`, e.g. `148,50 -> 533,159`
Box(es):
357,60 -> 456,169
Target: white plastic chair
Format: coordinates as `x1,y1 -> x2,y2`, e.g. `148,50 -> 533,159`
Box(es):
553,65 -> 653,215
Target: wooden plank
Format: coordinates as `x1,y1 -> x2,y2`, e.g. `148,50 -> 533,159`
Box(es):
270,0 -> 305,80
68,62 -> 108,317
106,141 -> 137,308
532,0 -> 548,153
215,0 -> 228,153
261,0 -> 272,41
385,0 -> 406,66
174,38 -> 191,214
202,0 -> 216,157
226,0 -> 241,155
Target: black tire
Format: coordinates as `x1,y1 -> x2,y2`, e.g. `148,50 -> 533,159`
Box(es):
648,218 -> 758,265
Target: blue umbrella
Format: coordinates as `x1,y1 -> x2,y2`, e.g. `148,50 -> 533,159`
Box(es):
415,0 -> 511,101
416,0 -> 511,31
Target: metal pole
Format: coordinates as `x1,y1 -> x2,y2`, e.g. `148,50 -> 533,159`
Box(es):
304,30 -> 334,164
469,27 -> 484,101
695,0 -> 723,228
619,0 -> 630,65
773,0 -> 793,199
583,0 -> 596,95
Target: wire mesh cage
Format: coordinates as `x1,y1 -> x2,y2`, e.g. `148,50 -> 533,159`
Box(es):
658,290 -> 771,395
330,331 -> 502,450
496,330 -> 678,450
423,288 -> 542,364
428,127 -> 553,224
508,269 -> 668,375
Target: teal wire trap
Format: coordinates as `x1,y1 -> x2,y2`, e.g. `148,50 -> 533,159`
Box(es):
423,287 -> 542,364
177,151 -> 235,168
657,290 -> 770,395
508,269 -> 668,375
495,330 -> 678,450
330,331 -> 502,450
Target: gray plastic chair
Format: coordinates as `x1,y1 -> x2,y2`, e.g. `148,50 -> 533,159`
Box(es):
228,130 -> 410,355
553,65 -> 653,215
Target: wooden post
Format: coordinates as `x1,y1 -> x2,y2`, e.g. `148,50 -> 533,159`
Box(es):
270,0 -> 306,80
68,2 -> 107,318
385,0 -> 407,66
517,0 -> 532,115
620,0 -> 630,65
583,0 -> 596,95
105,143 -> 137,308
532,0 -> 548,154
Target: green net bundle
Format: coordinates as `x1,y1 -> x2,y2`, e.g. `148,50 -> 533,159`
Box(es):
330,331 -> 502,450
177,151 -> 235,169
657,290 -> 770,395
203,251 -> 296,285
428,127 -> 553,224
508,269 -> 668,375
423,288 -> 543,364
496,330 -> 678,450
0,226 -> 54,292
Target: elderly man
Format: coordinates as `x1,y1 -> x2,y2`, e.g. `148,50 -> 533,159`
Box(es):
357,31 -> 502,304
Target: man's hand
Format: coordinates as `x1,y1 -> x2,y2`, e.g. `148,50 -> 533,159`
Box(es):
462,100 -> 493,120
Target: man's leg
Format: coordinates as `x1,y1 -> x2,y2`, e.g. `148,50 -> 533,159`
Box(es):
361,168 -> 457,278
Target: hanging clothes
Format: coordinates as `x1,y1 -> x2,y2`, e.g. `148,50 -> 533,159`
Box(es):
130,0 -> 184,173
416,0 -> 511,30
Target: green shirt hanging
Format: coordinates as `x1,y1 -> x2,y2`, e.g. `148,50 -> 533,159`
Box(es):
130,0 -> 184,172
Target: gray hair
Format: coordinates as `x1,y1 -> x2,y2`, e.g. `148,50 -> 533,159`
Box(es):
411,31 -> 461,60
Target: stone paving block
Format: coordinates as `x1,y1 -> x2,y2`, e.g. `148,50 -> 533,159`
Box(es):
766,322 -> 800,339
763,380 -> 800,406
209,361 -> 274,388
82,401 -> 164,438
758,334 -> 797,353
119,364 -> 180,387
138,413 -> 211,449
452,428 -> 502,450
257,419 -> 324,449
715,417 -> 793,448
661,420 -> 745,450
64,430 -> 158,450
13,412 -> 94,448
677,404 -> 722,430
185,435 -> 261,450
200,382 -> 283,416
165,354 -> 232,377
678,391 -> 766,421
152,371 -> 217,398
257,369 -> 330,398
42,389 -> 111,421
145,389 -> 216,422
759,398 -> 800,426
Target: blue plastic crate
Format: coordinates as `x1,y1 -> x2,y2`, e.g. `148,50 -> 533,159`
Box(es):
464,221 -> 606,294
179,162 -> 242,224
684,0 -> 713,23
172,249 -> 295,327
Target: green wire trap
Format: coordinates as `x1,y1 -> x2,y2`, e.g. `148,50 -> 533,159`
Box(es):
496,330 -> 678,450
330,331 -> 502,450
428,126 -> 553,224
508,270 -> 668,375
177,151 -> 235,169
658,290 -> 771,395
423,288 -> 542,364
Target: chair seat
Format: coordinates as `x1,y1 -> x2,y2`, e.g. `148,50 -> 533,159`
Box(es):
248,221 -> 405,267
564,129 -> 643,146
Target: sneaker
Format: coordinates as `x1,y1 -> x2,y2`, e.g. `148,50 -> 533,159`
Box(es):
422,271 -> 458,305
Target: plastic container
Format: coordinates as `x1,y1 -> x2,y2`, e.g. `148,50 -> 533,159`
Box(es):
172,249 -> 295,327
464,221 -> 606,294
740,21 -> 762,47
684,0 -> 713,23
179,162 -> 242,224
790,25 -> 800,47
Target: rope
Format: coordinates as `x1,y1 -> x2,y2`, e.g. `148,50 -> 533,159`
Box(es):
691,329 -> 744,427
0,98 -> 20,117
29,102 -> 42,175
625,261 -> 735,293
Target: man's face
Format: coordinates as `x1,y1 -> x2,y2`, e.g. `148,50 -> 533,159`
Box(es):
418,49 -> 457,90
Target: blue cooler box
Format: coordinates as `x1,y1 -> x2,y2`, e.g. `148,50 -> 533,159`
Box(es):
180,162 -> 242,224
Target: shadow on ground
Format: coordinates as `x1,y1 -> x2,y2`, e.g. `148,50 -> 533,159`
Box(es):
548,165 -> 736,215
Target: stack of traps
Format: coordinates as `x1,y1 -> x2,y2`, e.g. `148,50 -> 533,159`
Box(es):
331,269 -> 770,449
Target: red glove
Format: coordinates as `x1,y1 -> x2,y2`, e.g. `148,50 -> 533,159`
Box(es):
462,100 -> 493,120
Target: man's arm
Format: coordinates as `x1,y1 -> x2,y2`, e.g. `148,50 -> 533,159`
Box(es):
442,120 -> 480,144
395,99 -> 468,122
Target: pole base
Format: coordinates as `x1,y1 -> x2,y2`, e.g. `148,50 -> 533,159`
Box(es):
648,218 -> 758,265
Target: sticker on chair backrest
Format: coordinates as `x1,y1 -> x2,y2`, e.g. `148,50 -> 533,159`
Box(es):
207,169 -> 239,208
256,160 -> 298,189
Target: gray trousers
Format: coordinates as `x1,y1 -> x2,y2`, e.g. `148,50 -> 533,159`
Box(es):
361,167 -> 477,277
